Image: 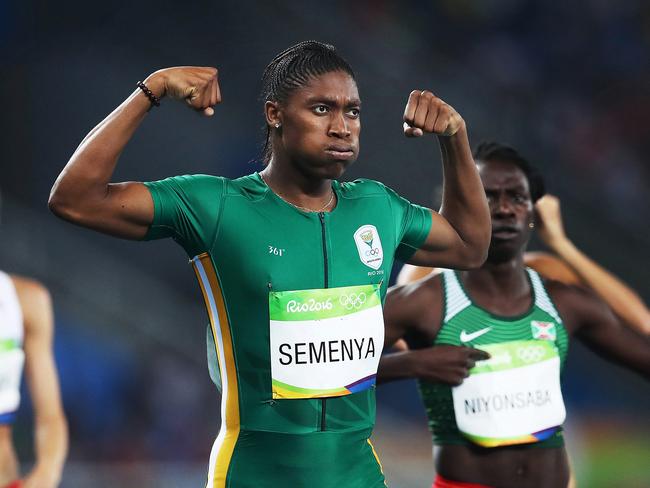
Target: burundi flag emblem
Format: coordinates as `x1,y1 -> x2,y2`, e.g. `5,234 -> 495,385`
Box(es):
531,321 -> 556,341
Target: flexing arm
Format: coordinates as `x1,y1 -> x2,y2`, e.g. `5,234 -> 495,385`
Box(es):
402,91 -> 491,270
536,195 -> 650,335
13,277 -> 68,488
48,67 -> 220,239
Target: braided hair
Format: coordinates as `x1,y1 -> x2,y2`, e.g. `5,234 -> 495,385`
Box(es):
260,41 -> 355,164
474,141 -> 546,203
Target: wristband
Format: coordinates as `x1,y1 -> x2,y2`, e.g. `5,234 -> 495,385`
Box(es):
136,81 -> 161,107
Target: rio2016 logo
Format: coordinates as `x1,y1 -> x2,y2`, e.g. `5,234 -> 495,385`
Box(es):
286,298 -> 333,313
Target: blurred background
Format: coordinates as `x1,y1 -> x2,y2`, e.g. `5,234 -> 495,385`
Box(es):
1,0 -> 649,486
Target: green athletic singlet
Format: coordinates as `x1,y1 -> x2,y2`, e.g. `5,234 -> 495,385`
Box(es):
418,269 -> 569,448
144,172 -> 432,488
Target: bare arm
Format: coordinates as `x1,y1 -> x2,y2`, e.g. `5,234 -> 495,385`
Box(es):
536,195 -> 650,335
553,283 -> 650,379
13,277 -> 67,488
378,279 -> 488,385
48,67 -> 220,239
402,91 -> 491,270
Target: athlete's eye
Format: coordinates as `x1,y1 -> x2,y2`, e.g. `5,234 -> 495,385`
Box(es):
347,108 -> 361,118
313,105 -> 329,115
513,194 -> 527,204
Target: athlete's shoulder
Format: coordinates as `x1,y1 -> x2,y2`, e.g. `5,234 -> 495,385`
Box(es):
228,172 -> 268,199
387,271 -> 443,311
543,278 -> 608,325
525,252 -> 582,285
147,173 -> 226,194
8,274 -> 49,300
8,274 -> 52,318
338,178 -> 393,198
148,173 -> 265,200
385,272 -> 443,336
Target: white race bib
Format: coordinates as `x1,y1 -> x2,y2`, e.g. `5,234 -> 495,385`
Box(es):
0,345 -> 25,415
452,340 -> 566,447
269,284 -> 384,399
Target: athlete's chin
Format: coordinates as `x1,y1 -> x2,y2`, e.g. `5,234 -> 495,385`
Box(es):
487,243 -> 521,264
317,158 -> 355,179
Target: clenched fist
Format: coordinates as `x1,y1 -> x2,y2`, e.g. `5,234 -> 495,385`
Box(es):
144,66 -> 221,117
535,195 -> 567,249
403,90 -> 464,138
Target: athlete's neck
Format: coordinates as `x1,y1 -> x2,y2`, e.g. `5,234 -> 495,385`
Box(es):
260,161 -> 334,208
462,256 -> 532,315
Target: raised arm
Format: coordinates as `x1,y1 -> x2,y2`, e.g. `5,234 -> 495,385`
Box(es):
402,91 -> 491,270
48,67 -> 220,239
13,277 -> 67,488
536,195 -> 650,335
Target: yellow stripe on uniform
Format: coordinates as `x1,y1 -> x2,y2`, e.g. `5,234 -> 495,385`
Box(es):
192,253 -> 240,488
367,438 -> 384,474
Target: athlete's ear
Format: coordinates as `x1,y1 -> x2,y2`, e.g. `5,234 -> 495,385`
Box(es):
265,101 -> 282,128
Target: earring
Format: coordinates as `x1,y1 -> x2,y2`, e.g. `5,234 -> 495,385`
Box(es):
528,222 -> 535,229
274,123 -> 281,129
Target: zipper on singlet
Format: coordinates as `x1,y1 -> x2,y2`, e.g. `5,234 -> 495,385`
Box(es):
319,211 -> 328,432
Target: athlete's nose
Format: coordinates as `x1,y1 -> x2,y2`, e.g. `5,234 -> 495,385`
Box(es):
328,111 -> 351,138
494,193 -> 515,217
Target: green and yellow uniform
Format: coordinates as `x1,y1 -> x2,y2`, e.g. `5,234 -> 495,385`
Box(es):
144,172 -> 432,487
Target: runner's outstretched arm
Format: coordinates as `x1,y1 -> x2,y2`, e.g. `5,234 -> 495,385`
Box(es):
402,91 -> 491,270
13,277 -> 68,488
49,67 -> 220,239
536,195 -> 650,335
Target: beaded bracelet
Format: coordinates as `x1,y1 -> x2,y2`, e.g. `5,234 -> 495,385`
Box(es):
136,81 -> 161,107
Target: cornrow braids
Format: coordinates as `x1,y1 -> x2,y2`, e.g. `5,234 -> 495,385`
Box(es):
474,141 -> 546,203
259,41 -> 355,164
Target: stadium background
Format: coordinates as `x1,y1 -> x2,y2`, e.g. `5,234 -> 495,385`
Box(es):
1,1 -> 648,486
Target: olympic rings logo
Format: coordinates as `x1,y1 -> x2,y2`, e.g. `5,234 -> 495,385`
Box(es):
339,292 -> 367,310
517,345 -> 546,363
364,248 -> 381,257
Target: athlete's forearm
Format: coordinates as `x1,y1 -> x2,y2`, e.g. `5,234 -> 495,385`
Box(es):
552,238 -> 650,336
49,73 -> 163,218
438,126 -> 490,267
376,351 -> 417,384
29,412 -> 68,487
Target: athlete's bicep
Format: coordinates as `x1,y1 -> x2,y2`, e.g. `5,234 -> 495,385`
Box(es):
56,181 -> 153,240
406,210 -> 480,269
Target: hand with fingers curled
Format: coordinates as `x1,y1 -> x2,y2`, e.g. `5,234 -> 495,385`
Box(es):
402,90 -> 465,138
534,195 -> 567,249
143,66 -> 221,117
409,345 -> 490,386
